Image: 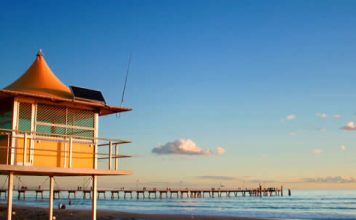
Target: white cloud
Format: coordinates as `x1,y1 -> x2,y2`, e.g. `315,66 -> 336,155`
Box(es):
340,145 -> 347,151
216,147 -> 225,155
334,114 -> 341,119
341,121 -> 356,130
316,112 -> 328,119
152,139 -> 224,156
286,114 -> 296,121
288,131 -> 297,136
312,148 -> 322,155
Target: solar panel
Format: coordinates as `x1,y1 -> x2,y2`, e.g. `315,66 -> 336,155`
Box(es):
70,86 -> 106,103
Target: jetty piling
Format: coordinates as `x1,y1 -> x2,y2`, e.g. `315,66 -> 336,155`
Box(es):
111,190 -> 120,199
83,190 -> 91,199
35,189 -> 44,200
0,189 -> 6,199
97,190 -> 106,199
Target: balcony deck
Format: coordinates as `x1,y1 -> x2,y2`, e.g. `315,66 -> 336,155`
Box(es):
0,164 -> 131,176
0,128 -> 132,176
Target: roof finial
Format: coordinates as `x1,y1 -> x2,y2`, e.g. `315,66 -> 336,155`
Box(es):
37,49 -> 43,57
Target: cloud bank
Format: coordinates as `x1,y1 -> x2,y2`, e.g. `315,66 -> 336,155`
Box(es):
196,176 -> 235,181
303,176 -> 356,183
152,139 -> 225,156
315,113 -> 341,119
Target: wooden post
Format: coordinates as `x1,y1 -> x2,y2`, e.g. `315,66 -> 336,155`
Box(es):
115,144 -> 118,170
92,175 -> 97,220
6,134 -> 10,165
69,137 -> 73,168
93,142 -> 97,169
109,141 -> 112,170
23,133 -> 27,165
94,113 -> 99,170
7,172 -> 13,220
281,185 -> 283,197
10,101 -> 19,166
49,176 -> 54,220
259,185 -> 262,197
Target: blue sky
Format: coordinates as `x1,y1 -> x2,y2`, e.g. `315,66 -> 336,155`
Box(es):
1,0 -> 356,188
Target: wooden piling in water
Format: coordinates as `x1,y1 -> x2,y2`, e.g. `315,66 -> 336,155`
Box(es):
35,190 -> 44,200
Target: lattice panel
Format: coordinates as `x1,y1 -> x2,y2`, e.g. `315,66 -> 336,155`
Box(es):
18,102 -> 32,132
37,104 -> 66,125
35,103 -> 95,138
67,128 -> 94,137
67,108 -> 94,128
36,125 -> 66,135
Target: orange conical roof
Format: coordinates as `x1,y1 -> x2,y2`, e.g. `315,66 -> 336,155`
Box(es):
5,50 -> 73,99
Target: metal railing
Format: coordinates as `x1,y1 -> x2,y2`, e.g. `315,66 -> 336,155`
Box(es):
0,128 -> 131,171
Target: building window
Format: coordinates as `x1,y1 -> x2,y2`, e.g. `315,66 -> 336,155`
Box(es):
18,102 -> 32,132
17,103 -> 95,138
0,104 -> 12,130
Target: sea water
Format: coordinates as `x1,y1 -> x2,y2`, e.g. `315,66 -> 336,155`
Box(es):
1,190 -> 356,219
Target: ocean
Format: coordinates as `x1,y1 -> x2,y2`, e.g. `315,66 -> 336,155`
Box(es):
1,189 -> 356,219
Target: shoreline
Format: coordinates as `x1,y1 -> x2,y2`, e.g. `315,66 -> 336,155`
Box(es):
0,204 -> 272,220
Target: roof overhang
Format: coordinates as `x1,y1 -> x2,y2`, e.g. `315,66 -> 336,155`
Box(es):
0,89 -> 132,116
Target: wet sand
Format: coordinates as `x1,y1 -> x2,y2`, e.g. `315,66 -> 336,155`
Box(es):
0,204 -> 270,220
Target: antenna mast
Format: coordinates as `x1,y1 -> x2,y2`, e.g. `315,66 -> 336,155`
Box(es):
117,54 -> 132,118
120,54 -> 132,107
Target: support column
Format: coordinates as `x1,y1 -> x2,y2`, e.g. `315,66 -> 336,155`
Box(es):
7,172 -> 14,220
115,144 -> 118,170
109,141 -> 112,170
69,137 -> 73,168
23,133 -> 27,165
49,176 -> 54,220
92,175 -> 97,220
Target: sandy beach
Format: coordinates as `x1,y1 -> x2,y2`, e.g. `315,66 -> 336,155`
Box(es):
0,204 -> 270,220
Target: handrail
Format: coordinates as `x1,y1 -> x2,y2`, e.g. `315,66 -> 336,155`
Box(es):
0,128 -> 131,171
0,128 -> 130,144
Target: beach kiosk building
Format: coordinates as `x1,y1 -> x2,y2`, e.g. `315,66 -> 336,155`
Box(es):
0,51 -> 131,220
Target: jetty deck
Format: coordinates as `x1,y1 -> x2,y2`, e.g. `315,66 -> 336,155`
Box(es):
0,186 -> 287,200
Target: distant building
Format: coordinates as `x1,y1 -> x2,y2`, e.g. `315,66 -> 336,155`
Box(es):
0,51 -> 132,220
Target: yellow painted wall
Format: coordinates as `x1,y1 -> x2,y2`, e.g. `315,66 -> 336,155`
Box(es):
15,138 -> 94,168
15,137 -> 31,165
71,143 -> 94,169
32,140 -> 65,167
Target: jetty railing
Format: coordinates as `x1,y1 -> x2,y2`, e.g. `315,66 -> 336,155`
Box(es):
0,128 -> 131,171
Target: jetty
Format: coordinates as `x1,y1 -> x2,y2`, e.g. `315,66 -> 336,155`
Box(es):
0,185 -> 287,200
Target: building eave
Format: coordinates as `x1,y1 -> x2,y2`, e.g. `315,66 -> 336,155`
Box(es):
0,89 -> 132,115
